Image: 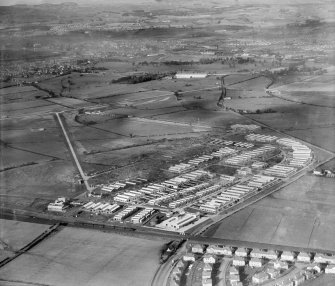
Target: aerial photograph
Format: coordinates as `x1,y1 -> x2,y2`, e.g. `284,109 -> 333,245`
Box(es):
0,0 -> 334,285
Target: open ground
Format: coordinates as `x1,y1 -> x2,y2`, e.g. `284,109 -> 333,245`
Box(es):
0,227 -> 167,286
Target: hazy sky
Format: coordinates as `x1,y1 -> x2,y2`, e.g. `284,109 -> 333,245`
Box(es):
0,0 -> 331,5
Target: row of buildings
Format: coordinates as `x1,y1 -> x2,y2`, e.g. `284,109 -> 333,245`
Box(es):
246,133 -> 278,143
225,145 -> 277,166
169,147 -> 238,174
277,138 -> 312,167
101,178 -> 147,193
82,201 -> 120,214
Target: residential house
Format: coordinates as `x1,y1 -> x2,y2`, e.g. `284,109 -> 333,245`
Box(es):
202,270 -> 212,280
274,260 -> 289,270
235,248 -> 248,257
183,253 -> 196,262
230,274 -> 240,283
203,263 -> 213,272
222,246 -> 233,256
203,254 -> 216,264
304,270 -> 315,280
249,258 -> 263,268
297,252 -> 311,263
267,268 -> 280,279
202,278 -> 212,286
293,273 -> 305,285
229,266 -> 239,276
252,272 -> 269,284
206,245 -> 225,255
233,257 -> 246,266
314,253 -> 335,264
280,251 -> 295,262
192,244 -> 205,254
325,264 -> 335,274
277,278 -> 294,286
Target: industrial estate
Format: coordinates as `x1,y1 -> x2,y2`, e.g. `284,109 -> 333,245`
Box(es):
1,0 -> 335,286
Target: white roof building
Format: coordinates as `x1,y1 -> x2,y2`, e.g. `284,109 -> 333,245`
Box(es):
325,264 -> 335,274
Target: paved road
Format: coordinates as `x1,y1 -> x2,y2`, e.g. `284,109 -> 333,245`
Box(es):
151,243 -> 187,286
55,112 -> 92,191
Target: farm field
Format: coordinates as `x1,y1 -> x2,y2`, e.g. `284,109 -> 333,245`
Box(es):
247,103 -> 335,152
0,219 -> 50,251
224,97 -> 291,112
204,174 -> 335,251
150,109 -> 249,128
0,227 -> 167,286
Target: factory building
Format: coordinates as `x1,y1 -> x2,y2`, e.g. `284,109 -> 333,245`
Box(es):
175,72 -> 208,79
113,206 -> 137,221
225,145 -> 276,166
211,147 -> 237,159
47,197 -> 68,212
131,208 -> 154,224
264,165 -> 296,178
159,213 -> 198,230
246,133 -> 278,143
169,163 -> 194,174
231,124 -> 261,132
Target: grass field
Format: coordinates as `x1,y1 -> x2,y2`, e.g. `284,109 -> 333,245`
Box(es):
204,174 -> 335,251
0,227 -> 166,286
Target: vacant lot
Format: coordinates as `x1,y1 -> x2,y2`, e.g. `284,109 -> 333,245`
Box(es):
0,227 -> 166,286
204,174 -> 335,251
